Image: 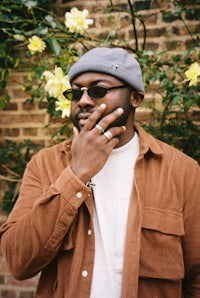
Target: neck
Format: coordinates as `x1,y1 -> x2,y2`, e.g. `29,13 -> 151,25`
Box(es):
115,119 -> 135,148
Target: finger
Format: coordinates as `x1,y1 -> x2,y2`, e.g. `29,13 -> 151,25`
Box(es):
97,107 -> 124,131
83,103 -> 107,131
105,126 -> 126,139
106,137 -> 120,150
103,126 -> 126,143
73,126 -> 79,139
72,126 -> 79,149
103,130 -> 113,141
94,123 -> 105,134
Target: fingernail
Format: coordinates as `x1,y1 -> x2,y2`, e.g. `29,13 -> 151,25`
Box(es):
117,108 -> 123,113
100,103 -> 106,109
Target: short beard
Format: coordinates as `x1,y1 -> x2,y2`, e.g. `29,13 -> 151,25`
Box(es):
70,90 -> 132,131
70,108 -> 92,131
107,91 -> 133,129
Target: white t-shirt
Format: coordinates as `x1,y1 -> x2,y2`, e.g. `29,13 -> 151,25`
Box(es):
90,132 -> 139,298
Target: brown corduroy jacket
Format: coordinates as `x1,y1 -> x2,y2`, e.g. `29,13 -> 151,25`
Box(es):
0,125 -> 200,297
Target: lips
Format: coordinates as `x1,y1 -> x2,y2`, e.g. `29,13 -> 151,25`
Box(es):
77,112 -> 91,127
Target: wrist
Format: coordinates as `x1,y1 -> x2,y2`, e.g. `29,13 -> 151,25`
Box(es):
70,165 -> 90,185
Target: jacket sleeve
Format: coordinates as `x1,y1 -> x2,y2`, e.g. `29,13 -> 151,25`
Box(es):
182,162 -> 200,297
0,151 -> 92,280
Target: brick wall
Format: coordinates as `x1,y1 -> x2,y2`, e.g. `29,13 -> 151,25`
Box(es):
0,0 -> 199,296
1,0 -> 199,143
1,0 -> 199,139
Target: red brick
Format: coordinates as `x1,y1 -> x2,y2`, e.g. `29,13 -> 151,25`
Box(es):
38,102 -> 48,109
1,258 -> 9,272
49,115 -> 70,124
12,89 -> 29,98
0,274 -> 5,284
0,128 -> 19,137
22,102 -> 36,111
19,291 -> 35,298
144,41 -> 160,50
145,14 -> 158,25
0,90 -> 7,97
185,38 -> 198,48
3,103 -> 18,111
0,289 -> 17,298
146,27 -> 168,38
6,74 -> 25,87
0,114 -> 45,125
22,128 -> 38,136
165,39 -> 186,51
135,109 -> 155,123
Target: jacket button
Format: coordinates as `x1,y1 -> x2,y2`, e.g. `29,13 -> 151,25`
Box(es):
76,192 -> 83,199
88,229 -> 92,235
81,270 -> 88,277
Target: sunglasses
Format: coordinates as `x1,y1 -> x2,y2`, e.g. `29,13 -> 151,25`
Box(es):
63,85 -> 126,102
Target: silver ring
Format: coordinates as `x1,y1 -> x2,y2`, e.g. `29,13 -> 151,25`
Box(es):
95,124 -> 104,134
103,130 -> 112,141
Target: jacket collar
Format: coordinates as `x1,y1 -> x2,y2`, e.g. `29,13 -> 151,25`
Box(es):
134,124 -> 164,157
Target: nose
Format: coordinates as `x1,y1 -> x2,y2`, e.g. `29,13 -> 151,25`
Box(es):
77,88 -> 95,108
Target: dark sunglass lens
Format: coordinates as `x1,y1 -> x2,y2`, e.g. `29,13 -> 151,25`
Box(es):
72,89 -> 83,101
63,89 -> 73,101
63,89 -> 83,101
89,86 -> 107,99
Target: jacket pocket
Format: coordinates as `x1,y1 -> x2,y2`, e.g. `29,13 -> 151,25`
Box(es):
139,207 -> 185,281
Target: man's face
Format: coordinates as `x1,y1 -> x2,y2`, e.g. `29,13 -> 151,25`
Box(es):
69,72 -> 133,132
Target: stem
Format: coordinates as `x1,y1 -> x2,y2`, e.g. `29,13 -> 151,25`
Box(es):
173,0 -> 196,43
0,175 -> 21,183
139,18 -> 146,51
109,0 -> 114,8
127,0 -> 138,51
160,96 -> 174,131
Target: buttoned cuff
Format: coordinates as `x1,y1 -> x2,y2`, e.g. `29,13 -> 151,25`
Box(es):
54,165 -> 92,208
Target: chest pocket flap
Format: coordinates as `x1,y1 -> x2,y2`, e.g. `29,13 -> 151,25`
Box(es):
140,207 -> 185,280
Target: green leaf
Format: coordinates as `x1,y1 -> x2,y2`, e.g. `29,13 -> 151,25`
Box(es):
37,26 -> 48,35
0,95 -> 10,110
48,38 -> 61,56
172,94 -> 181,105
45,14 -> 57,28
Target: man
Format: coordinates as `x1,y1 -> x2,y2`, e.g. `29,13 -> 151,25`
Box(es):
0,47 -> 200,297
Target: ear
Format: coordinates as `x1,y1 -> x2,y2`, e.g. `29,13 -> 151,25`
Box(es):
130,91 -> 144,108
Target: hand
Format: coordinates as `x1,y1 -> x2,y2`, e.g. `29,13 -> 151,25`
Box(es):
70,104 -> 126,183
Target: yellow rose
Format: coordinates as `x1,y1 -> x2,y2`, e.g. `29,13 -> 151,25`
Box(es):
43,66 -> 70,98
42,66 -> 71,118
65,7 -> 94,34
42,66 -> 71,98
185,62 -> 200,86
55,94 -> 71,118
28,35 -> 46,55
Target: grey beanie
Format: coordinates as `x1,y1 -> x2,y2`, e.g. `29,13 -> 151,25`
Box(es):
68,47 -> 144,92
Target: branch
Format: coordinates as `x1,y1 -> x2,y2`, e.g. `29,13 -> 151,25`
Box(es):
0,174 -> 21,183
127,0 -> 138,51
